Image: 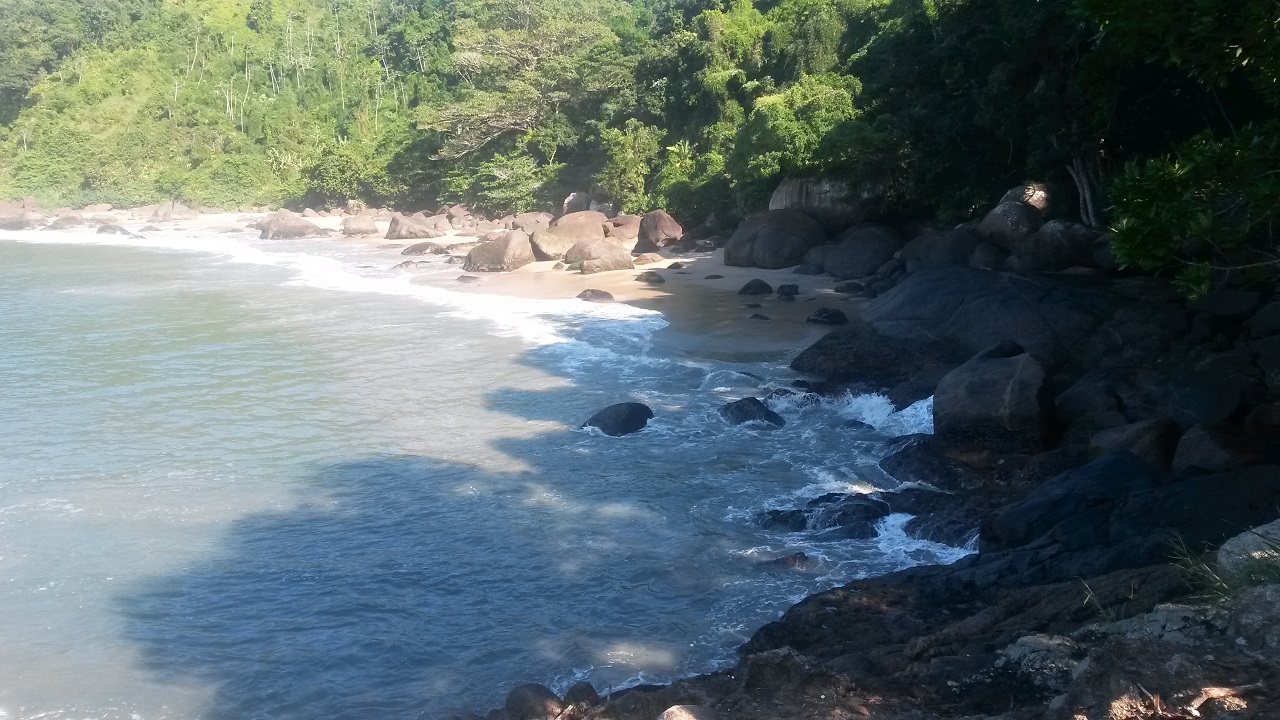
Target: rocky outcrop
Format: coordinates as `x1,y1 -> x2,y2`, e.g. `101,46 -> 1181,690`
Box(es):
530,211 -> 609,260
1008,220 -> 1100,273
768,177 -> 865,233
978,200 -> 1044,250
400,241 -> 447,256
0,211 -> 46,230
463,231 -> 535,272
580,402 -> 654,436
512,211 -> 553,234
723,210 -> 827,269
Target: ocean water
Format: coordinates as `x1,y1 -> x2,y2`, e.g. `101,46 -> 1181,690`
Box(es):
0,225 -> 967,719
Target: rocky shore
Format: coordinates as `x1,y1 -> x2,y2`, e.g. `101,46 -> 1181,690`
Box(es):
5,187 -> 1279,719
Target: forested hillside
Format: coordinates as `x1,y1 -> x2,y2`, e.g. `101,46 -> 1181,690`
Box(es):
1,0 -> 1277,283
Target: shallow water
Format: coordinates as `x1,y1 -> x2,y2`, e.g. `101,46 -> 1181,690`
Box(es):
0,227 -> 967,719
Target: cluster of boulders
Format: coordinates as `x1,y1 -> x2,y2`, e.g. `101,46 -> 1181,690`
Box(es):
724,182 -> 1111,300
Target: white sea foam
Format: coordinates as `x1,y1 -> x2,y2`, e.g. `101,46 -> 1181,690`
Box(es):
3,226 -> 666,350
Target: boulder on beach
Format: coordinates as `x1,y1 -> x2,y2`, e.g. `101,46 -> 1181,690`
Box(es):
341,214 -> 379,237
463,230 -> 535,272
581,402 -> 654,436
530,211 -> 610,260
386,213 -> 443,240
606,214 -> 642,241
807,308 -> 848,325
43,214 -> 87,230
259,210 -> 325,239
633,209 -> 683,253
822,225 -> 903,279
97,223 -> 134,236
401,241 -> 447,256
512,211 -> 553,234
633,253 -> 665,265
636,270 -> 665,284
738,279 -> 773,295
0,211 -> 46,230
978,200 -> 1044,250
564,238 -> 634,274
724,210 -> 826,269
577,289 -> 614,303
720,397 -> 786,426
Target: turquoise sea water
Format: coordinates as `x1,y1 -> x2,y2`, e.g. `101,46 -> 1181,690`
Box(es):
0,227 -> 963,719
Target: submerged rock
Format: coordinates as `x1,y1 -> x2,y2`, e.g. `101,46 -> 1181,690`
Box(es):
576,289 -> 614,303
504,683 -> 563,720
581,402 -> 654,436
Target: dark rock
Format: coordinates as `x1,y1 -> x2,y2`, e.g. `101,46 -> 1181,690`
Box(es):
738,279 -> 773,295
863,268 -> 1117,366
577,289 -> 614,303
969,242 -> 1010,270
748,313 -> 770,320
1089,419 -> 1180,471
637,209 -> 683,249
723,210 -> 827,269
636,271 -> 665,284
463,231 -> 535,272
744,303 -> 761,309
880,435 -> 984,492
565,239 -> 634,274
761,553 -> 815,571
884,487 -> 987,547
719,397 -> 785,426
1188,289 -> 1261,318
776,284 -> 799,297
504,683 -> 563,720
552,262 -> 565,270
704,274 -> 724,280
977,201 -> 1044,250
913,226 -> 981,269
768,177 -> 865,233
561,192 -> 592,215
96,223 -> 134,236
456,275 -> 480,284
401,241 -> 446,256
791,322 -> 964,386
1009,220 -> 1099,273
822,225 -> 903,279
392,260 -> 426,271
832,280 -> 865,294
580,402 -> 654,437
667,261 -> 688,269
1171,424 -> 1265,475
806,308 -> 848,325
1248,301 -> 1280,338
757,509 -> 808,532
562,682 -> 600,708
44,213 -> 87,230
933,345 -> 1050,455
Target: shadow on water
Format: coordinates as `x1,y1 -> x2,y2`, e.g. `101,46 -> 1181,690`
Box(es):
115,324 -> 792,719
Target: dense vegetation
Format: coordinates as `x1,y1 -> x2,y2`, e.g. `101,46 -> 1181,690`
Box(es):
1,0 -> 1277,285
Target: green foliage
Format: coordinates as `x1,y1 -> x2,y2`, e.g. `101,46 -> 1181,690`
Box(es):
445,148 -> 561,215
597,118 -> 663,213
727,73 -> 855,209
1109,122 -> 1280,296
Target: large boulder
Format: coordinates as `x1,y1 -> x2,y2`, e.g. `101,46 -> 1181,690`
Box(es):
977,201 -> 1044,250
512,211 -> 553,234
999,182 -> 1052,214
504,683 -> 564,720
822,225 -> 903,280
401,241 -> 447,256
0,211 -> 46,230
634,210 -> 683,253
933,343 -> 1050,455
463,230 -> 535,272
259,210 -> 324,239
791,322 -> 964,387
581,402 -> 654,436
340,214 -> 379,237
862,267 -> 1117,366
913,226 -> 981,269
723,210 -> 827,269
43,213 -> 87,230
606,215 -> 642,241
564,239 -> 634,274
562,192 -> 592,215
530,211 -> 609,260
386,213 -> 442,240
1089,419 -> 1180,471
1009,220 -> 1100,273
768,177 -> 866,234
